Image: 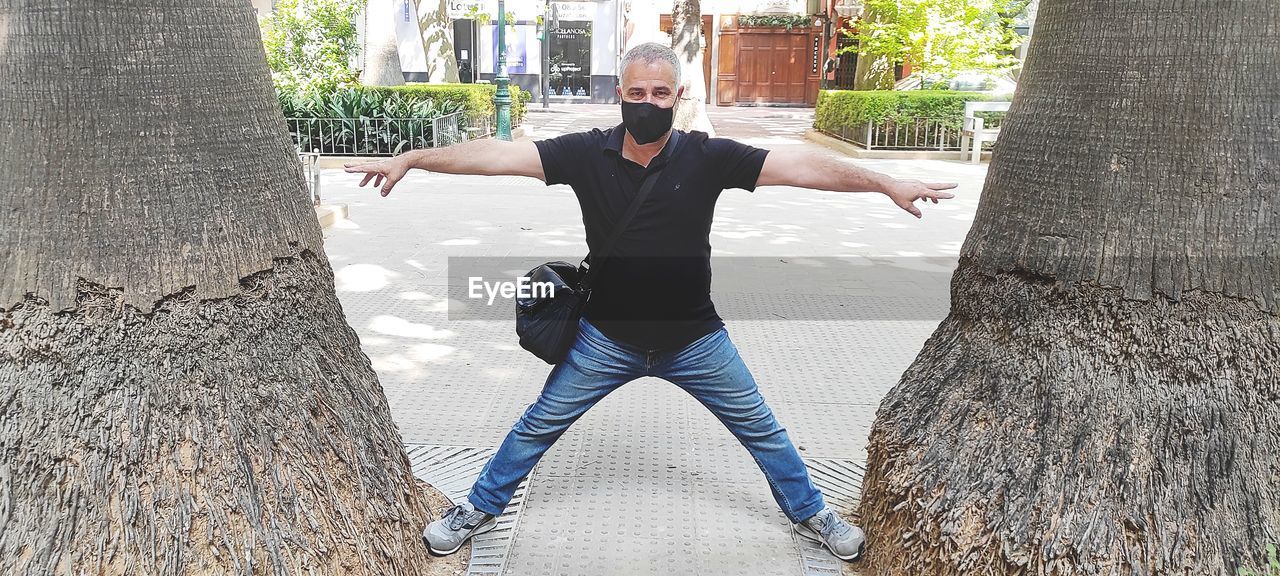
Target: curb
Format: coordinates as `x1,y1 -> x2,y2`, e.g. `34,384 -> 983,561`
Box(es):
314,204 -> 348,229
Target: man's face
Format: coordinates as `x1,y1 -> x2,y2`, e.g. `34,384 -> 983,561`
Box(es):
616,59 -> 683,108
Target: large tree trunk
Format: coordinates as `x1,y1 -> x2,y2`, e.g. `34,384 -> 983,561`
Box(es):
670,0 -> 714,135
852,7 -> 894,90
853,52 -> 894,90
857,1 -> 1280,575
0,1 -> 434,574
361,0 -> 407,86
416,0 -> 459,83
623,0 -> 662,52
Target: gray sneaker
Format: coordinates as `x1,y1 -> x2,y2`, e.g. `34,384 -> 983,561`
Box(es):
793,507 -> 866,561
423,502 -> 498,556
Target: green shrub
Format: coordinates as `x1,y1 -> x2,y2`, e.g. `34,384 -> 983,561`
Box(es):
280,89 -> 466,155
277,83 -> 530,155
814,89 -> 1006,133
380,83 -> 529,125
278,87 -> 465,119
279,83 -> 527,124
738,14 -> 814,29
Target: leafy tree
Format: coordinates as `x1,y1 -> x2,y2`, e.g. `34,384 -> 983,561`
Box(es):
261,0 -> 363,94
843,0 -> 1028,84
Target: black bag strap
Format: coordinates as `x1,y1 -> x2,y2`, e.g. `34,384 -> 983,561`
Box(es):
581,131 -> 681,291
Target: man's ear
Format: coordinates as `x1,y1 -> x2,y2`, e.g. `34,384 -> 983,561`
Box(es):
616,85 -> 622,100
677,85 -> 685,100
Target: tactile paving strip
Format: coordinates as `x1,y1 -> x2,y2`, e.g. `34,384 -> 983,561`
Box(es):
406,444 -> 866,576
796,458 -> 866,576
407,444 -> 531,576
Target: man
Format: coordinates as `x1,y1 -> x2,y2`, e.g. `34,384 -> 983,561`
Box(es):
345,43 -> 955,562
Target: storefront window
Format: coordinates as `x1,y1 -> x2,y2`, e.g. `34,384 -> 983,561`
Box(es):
548,21 -> 591,97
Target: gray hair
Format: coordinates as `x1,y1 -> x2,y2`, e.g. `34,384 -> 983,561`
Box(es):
620,42 -> 682,88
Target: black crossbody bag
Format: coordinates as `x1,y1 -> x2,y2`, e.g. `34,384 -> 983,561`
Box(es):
515,132 -> 679,364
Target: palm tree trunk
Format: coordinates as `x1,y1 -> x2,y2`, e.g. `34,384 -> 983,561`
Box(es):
0,1 -> 433,574
857,1 -> 1280,574
670,0 -> 714,135
362,0 -> 407,86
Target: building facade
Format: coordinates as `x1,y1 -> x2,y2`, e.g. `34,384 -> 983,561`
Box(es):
378,0 -> 885,107
397,0 -> 623,104
264,0 -> 1038,106
632,0 -> 825,106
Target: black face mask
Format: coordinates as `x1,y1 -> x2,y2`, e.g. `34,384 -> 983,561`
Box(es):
620,100 -> 674,144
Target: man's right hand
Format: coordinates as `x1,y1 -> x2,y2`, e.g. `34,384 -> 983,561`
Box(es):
345,155 -> 412,197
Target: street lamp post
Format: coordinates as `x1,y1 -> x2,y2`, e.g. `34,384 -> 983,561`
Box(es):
495,0 -> 513,141
541,0 -> 551,109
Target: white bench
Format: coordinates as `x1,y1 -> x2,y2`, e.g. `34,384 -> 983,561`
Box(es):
960,101 -> 1011,164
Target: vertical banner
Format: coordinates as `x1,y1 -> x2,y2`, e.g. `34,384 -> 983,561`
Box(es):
481,24 -> 537,74
548,21 -> 592,97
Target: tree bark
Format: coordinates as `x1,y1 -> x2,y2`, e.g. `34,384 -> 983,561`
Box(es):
361,0 -> 407,86
0,1 -> 434,574
852,7 -> 894,90
416,0 -> 459,83
853,52 -> 894,90
857,1 -> 1280,574
670,0 -> 714,135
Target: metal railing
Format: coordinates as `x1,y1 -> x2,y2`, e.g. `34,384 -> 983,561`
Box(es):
820,117 -> 968,151
820,115 -> 1009,151
432,111 -> 496,147
286,113 -> 494,156
431,111 -> 465,148
286,117 -> 436,156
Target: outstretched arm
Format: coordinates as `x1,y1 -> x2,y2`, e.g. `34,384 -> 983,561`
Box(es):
343,139 -> 544,196
757,149 -> 957,218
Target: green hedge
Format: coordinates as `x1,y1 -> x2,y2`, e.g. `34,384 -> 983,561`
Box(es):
815,90 -> 1005,132
381,83 -> 529,125
277,83 -> 531,155
278,83 -> 528,124
279,86 -> 464,119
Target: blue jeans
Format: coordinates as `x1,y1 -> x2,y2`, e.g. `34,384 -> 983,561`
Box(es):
468,318 -> 826,523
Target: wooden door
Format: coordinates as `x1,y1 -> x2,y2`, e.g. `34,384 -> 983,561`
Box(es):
716,17 -> 820,106
737,30 -> 811,104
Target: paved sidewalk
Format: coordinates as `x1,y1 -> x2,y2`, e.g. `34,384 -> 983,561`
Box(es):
321,105 -> 988,575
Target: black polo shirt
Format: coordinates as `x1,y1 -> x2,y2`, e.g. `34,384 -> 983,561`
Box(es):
534,124 -> 769,351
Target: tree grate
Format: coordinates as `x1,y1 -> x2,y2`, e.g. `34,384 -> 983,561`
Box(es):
406,444 -> 531,576
795,458 -> 866,576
